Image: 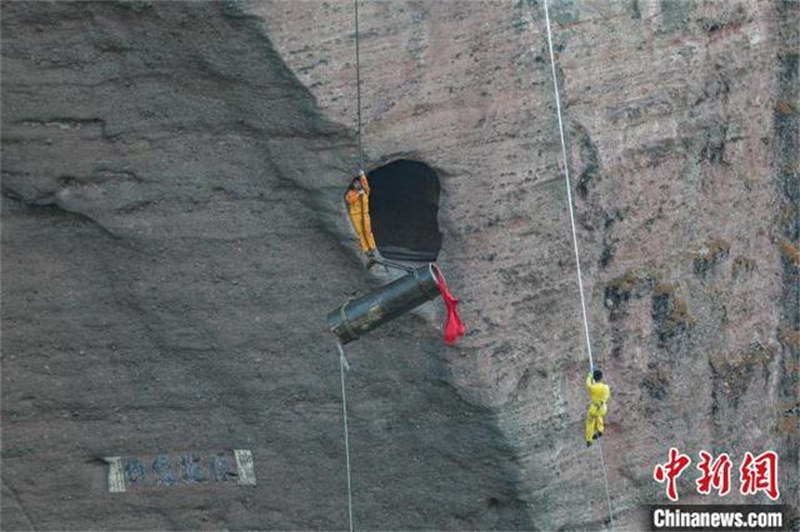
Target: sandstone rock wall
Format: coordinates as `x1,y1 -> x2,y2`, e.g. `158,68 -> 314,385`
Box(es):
1,3 -> 527,530
2,1 -> 798,530
251,0 -> 798,528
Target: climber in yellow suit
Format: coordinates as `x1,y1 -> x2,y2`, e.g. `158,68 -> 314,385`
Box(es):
585,369 -> 610,446
345,170 -> 378,267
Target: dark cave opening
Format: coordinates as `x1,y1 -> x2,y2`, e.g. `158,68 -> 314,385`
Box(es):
367,159 -> 442,262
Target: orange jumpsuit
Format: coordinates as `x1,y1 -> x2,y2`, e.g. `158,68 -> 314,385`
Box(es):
585,373 -> 610,442
345,172 -> 377,253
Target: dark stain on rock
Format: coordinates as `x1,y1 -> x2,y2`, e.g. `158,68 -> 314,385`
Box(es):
599,240 -> 615,269
651,283 -> 694,346
641,362 -> 669,400
731,256 -> 757,279
604,267 -> 659,321
575,124 -> 602,200
630,0 -> 641,20
697,121 -> 729,164
692,239 -> 731,277
709,343 -> 776,409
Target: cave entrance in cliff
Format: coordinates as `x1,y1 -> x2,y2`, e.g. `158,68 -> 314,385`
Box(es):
367,159 -> 442,262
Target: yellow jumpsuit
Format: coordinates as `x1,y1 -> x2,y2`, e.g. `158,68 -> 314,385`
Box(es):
345,172 -> 377,253
585,373 -> 610,443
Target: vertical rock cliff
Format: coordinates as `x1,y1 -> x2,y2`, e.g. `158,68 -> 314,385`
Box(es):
2,1 -> 797,530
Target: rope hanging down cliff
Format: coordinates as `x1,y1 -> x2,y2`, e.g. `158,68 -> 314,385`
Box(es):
337,4 -> 465,530
337,341 -> 354,532
354,0 -> 364,171
541,0 -> 616,529
337,4 -> 363,531
349,9 -> 406,274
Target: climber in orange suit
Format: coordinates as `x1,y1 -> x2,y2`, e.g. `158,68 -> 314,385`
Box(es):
585,369 -> 610,446
345,170 -> 378,267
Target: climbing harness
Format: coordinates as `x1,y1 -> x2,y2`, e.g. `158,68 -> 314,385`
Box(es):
542,0 -> 615,528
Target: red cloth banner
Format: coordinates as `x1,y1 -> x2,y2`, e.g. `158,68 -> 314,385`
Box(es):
432,265 -> 465,345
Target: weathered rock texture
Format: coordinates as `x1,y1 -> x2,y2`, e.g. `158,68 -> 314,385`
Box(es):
1,0 -> 798,530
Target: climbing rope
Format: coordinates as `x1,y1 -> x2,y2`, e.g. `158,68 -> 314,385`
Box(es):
374,257 -> 415,273
354,0 -> 364,171
541,0 -> 616,529
542,0 -> 594,373
337,342 -> 354,532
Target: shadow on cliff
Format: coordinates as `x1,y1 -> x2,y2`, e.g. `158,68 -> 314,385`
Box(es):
1,1 -> 533,530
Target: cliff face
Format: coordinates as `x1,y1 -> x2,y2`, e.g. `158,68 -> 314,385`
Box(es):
1,1 -> 797,531
0,3 -> 528,530
251,0 -> 799,527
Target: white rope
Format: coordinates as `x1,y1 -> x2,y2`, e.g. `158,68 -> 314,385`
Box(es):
354,0 -> 364,171
337,342 -> 354,532
542,1 -> 615,530
542,0 -> 594,373
598,436 -> 615,530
